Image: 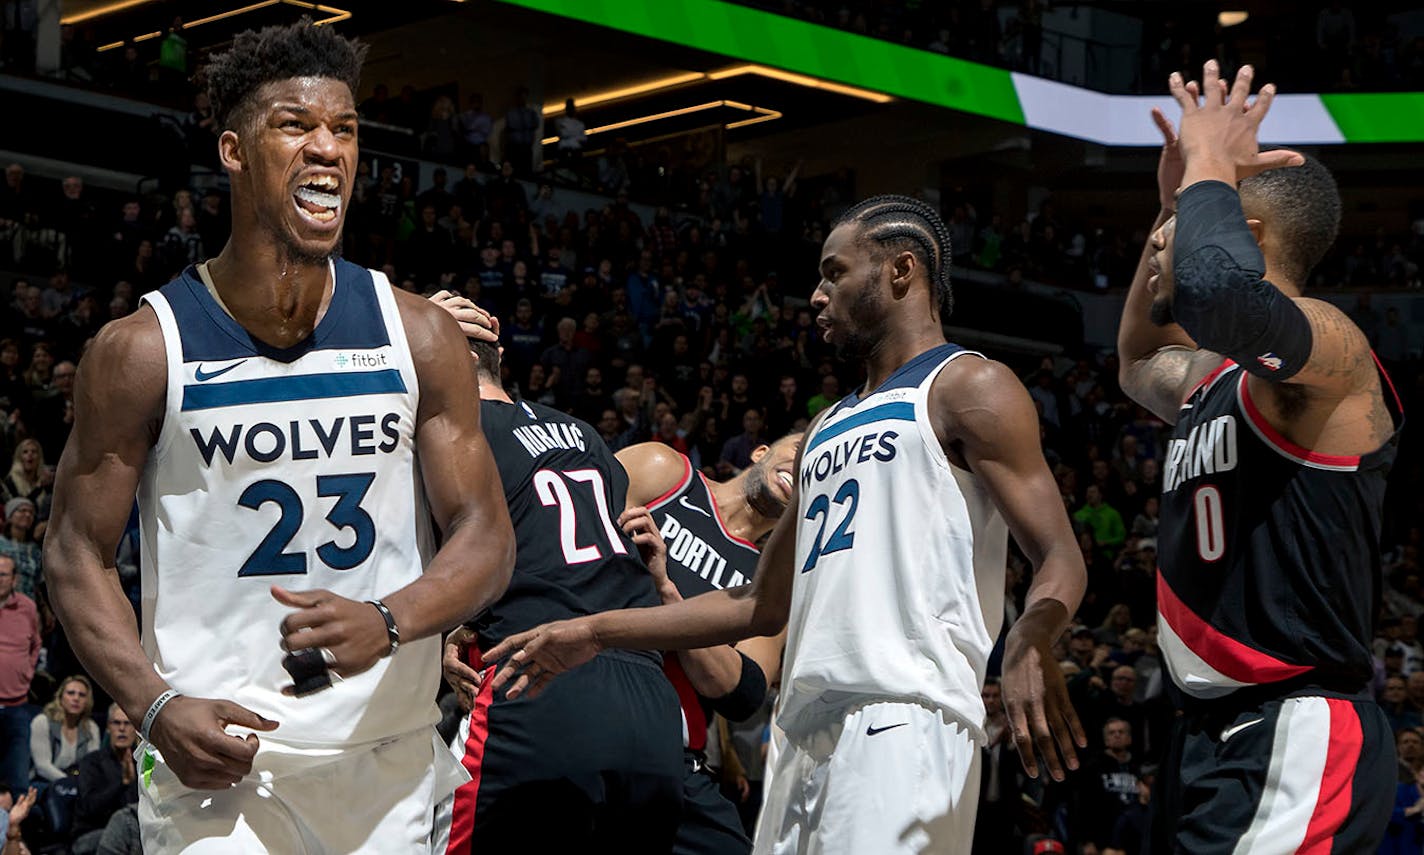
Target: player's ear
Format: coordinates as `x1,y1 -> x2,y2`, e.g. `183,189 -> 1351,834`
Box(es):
890,250 -> 916,299
1245,218 -> 1265,249
749,444 -> 771,464
219,128 -> 245,174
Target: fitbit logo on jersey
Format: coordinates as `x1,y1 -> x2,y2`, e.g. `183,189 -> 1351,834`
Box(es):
333,352 -> 389,369
1163,415 -> 1237,493
800,431 -> 898,489
189,414 -> 402,465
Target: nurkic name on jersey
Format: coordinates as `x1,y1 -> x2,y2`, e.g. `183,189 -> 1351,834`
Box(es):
138,261 -> 437,750
778,344 -> 1008,745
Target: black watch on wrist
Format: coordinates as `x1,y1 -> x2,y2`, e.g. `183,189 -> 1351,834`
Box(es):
368,599 -> 400,656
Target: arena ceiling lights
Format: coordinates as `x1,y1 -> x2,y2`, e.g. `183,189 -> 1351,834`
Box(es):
64,0 -> 352,52
496,0 -> 1424,145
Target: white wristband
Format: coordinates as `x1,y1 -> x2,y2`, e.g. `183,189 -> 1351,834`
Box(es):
140,689 -> 180,743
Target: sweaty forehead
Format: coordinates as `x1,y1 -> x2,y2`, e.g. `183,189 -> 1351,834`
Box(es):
255,76 -> 355,114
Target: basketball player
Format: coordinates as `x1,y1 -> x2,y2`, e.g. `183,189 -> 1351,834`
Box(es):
616,437 -> 796,855
486,195 -> 1088,854
1117,61 -> 1402,852
43,21 -> 516,853
436,327 -> 684,854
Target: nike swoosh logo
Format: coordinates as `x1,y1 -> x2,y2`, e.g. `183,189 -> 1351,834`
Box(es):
194,360 -> 246,382
866,722 -> 908,736
1220,717 -> 1265,742
678,495 -> 712,518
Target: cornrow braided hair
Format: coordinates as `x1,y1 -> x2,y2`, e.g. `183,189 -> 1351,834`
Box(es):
832,194 -> 953,316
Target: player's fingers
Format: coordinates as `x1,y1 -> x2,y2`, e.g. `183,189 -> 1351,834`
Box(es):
483,631 -> 530,665
1029,701 -> 1066,782
616,506 -> 650,527
1166,72 -> 1195,112
429,289 -> 453,302
270,586 -> 328,610
1251,149 -> 1305,175
279,624 -> 339,654
1057,680 -> 1088,749
524,671 -> 558,700
1150,107 -> 1177,145
503,672 -> 532,700
212,699 -> 279,733
1247,82 -> 1279,122
445,658 -> 484,688
1201,59 -> 1221,105
1227,63 -> 1253,109
1005,699 -> 1039,779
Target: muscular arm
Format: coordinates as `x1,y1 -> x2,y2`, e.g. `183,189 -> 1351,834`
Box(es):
616,440 -> 786,701
43,311 -> 173,723
383,292 -> 515,642
935,359 -> 1087,777
936,359 -> 1086,648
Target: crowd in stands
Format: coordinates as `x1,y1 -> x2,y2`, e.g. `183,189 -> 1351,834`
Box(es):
728,0 -> 1424,94
0,138 -> 1420,851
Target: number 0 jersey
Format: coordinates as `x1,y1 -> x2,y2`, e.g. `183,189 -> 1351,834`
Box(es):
1157,359 -> 1404,701
471,399 -> 660,658
779,344 -> 1008,744
138,261 -> 437,751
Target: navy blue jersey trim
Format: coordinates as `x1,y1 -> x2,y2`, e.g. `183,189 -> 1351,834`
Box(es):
805,401 -> 915,453
841,343 -> 963,409
162,260 -> 390,364
181,369 -> 406,411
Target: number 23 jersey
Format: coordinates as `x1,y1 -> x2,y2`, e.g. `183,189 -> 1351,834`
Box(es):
779,344 -> 1008,744
1156,359 -> 1403,701
138,261 -> 437,750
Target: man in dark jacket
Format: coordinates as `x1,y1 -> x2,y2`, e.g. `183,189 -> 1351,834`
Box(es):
71,706 -> 138,854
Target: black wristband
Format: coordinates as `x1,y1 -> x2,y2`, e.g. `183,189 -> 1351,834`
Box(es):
368,600 -> 400,656
707,652 -> 768,722
282,648 -> 332,697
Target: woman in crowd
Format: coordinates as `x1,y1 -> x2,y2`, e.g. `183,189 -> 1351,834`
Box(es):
29,676 -> 99,784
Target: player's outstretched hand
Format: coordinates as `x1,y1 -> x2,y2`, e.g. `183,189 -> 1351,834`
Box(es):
619,505 -> 680,604
1000,636 -> 1085,781
148,695 -> 278,789
1168,61 -> 1304,184
429,290 -> 499,344
443,626 -> 484,713
484,617 -> 603,700
273,587 -> 391,680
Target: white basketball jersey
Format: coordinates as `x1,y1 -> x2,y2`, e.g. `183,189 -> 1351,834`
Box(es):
138,261 -> 437,750
778,344 -> 1008,744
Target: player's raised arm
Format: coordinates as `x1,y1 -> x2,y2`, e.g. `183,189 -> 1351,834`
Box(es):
390,291 -> 516,639
1168,61 -> 1373,399
1116,93 -> 1229,424
46,312 -> 277,789
484,420 -> 817,700
933,358 -> 1087,781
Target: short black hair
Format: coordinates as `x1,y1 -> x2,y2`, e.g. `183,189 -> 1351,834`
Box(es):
1239,154 -> 1340,286
470,339 -> 501,383
832,194 -> 953,316
204,18 -> 367,132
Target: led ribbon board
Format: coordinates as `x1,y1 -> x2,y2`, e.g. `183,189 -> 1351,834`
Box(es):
493,0 -> 1424,144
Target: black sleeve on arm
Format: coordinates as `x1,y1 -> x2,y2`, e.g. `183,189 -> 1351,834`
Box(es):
1171,180 -> 1313,380
706,651 -> 767,721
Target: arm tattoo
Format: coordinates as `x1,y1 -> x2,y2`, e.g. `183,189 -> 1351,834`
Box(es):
1295,299 -> 1372,386
1121,346 -> 1221,425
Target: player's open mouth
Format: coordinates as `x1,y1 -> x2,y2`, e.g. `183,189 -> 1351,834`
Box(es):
292,174 -> 342,226
776,470 -> 794,496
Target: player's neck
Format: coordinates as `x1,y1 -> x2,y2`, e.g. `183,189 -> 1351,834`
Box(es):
708,478 -> 773,542
861,322 -> 947,393
478,380 -> 511,403
206,242 -> 333,345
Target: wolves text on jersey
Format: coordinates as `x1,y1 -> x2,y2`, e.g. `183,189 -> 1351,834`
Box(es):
190,413 -> 402,466
799,430 -> 899,490
1163,415 -> 1238,493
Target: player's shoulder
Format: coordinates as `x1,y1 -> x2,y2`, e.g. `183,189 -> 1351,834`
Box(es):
617,441 -> 692,506
85,305 -> 164,384
929,354 -> 1038,441
931,353 -> 1021,405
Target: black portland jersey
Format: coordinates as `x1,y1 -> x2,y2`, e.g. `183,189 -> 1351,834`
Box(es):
1156,359 -> 1403,701
472,400 -> 659,657
647,454 -> 761,749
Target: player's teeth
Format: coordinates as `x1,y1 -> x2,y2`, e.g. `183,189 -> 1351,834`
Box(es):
295,187 -> 341,209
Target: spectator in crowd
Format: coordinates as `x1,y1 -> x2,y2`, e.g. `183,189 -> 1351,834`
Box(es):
504,86 -> 540,176
1399,728 -> 1424,784
1,785 -> 39,855
1384,764 -> 1424,855
1382,676 -> 1423,733
0,498 -> 41,599
0,440 -> 50,531
806,374 -> 839,418
458,93 -> 493,168
1074,485 -> 1126,562
553,99 -> 587,170
29,675 -> 99,784
70,705 -> 138,854
425,95 -> 460,162
0,557 -> 39,795
1074,718 -> 1141,854
718,408 -> 765,475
